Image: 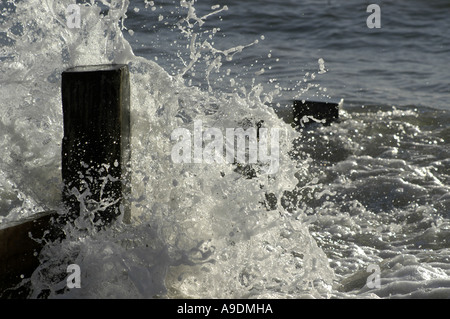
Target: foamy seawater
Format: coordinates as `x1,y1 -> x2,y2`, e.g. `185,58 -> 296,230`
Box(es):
0,0 -> 449,299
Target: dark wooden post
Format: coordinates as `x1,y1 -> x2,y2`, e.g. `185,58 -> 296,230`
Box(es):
61,64 -> 131,227
0,210 -> 60,297
293,100 -> 339,127
0,64 -> 132,297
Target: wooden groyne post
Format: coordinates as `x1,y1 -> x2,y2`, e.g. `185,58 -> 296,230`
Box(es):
0,64 -> 131,297
61,64 -> 131,226
0,211 -> 59,297
293,100 -> 339,127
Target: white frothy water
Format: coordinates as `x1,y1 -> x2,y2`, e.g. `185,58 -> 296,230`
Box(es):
0,0 -> 335,298
1,0 -> 449,299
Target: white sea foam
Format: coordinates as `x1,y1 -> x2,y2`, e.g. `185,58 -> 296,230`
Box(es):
0,0 -> 336,298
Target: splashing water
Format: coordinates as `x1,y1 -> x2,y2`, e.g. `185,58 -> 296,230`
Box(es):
0,0 -> 336,298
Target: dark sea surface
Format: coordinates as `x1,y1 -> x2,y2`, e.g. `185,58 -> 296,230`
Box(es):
124,0 -> 450,110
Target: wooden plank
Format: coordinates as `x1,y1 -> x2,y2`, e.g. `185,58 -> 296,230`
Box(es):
293,100 -> 339,127
61,64 -> 131,227
0,64 -> 132,297
0,210 -> 60,297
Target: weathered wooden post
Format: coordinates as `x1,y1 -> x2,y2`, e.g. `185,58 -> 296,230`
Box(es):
293,100 -> 339,127
0,210 -> 60,297
0,64 -> 131,297
61,64 -> 131,227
